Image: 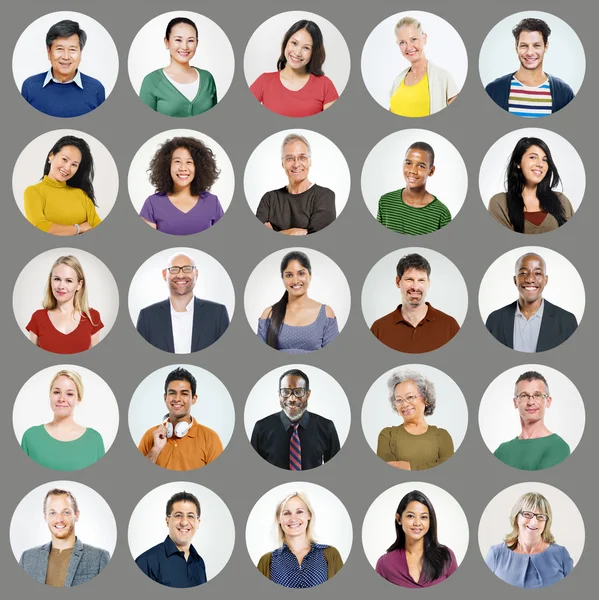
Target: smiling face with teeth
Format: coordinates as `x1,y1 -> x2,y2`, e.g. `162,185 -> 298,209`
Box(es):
403,148 -> 434,191
47,145 -> 82,183
163,253 -> 198,298
170,147 -> 196,191
514,254 -> 547,307
393,380 -> 426,424
166,500 -> 200,550
397,500 -> 430,543
516,30 -> 548,73
47,34 -> 82,83
519,145 -> 548,187
164,379 -> 197,422
397,268 -> 430,308
396,25 -> 427,64
278,496 -> 311,540
165,23 -> 198,66
44,493 -> 79,544
517,506 -> 547,543
282,259 -> 312,298
283,29 -> 313,72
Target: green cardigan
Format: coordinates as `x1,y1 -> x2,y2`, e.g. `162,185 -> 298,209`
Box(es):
139,67 -> 217,117
257,545 -> 343,581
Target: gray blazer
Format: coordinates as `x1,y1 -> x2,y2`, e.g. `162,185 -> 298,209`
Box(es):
19,537 -> 110,586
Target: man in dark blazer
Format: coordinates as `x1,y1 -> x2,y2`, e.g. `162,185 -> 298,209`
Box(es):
250,368 -> 340,470
485,252 -> 578,352
19,489 -> 110,587
136,252 -> 230,353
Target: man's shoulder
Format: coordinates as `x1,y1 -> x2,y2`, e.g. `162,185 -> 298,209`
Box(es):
428,304 -> 459,325
485,72 -> 514,92
80,72 -> 105,90
195,297 -> 227,312
139,299 -> 170,315
488,302 -> 517,319
371,309 -> 398,329
21,543 -> 49,558
547,73 -> 574,92
307,411 -> 335,427
192,420 -> 221,440
80,542 -> 109,558
311,184 -> 334,197
22,72 -> 47,89
136,540 -> 166,563
544,299 -> 576,320
255,411 -> 281,426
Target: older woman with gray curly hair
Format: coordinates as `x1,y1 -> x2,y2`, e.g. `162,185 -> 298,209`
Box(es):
376,368 -> 454,470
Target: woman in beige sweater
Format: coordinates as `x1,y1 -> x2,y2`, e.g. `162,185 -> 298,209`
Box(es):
488,137 -> 574,234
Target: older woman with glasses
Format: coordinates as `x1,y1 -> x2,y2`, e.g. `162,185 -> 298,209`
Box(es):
376,369 -> 453,470
485,492 -> 573,588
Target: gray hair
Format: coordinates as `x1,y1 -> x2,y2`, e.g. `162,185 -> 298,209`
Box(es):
394,16 -> 424,37
387,369 -> 436,416
281,134 -> 312,159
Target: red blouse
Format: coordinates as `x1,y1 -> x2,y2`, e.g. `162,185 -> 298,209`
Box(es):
26,308 -> 104,354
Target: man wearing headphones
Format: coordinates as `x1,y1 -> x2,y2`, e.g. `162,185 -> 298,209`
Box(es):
137,367 -> 223,470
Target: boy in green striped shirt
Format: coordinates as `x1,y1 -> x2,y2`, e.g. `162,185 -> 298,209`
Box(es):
376,142 -> 452,235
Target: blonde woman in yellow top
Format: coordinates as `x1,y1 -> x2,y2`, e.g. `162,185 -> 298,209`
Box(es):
24,135 -> 102,236
390,17 -> 458,117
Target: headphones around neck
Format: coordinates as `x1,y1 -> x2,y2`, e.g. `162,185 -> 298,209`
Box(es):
163,414 -> 192,438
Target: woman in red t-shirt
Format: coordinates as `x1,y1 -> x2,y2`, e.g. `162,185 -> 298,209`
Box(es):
250,20 -> 339,118
26,255 -> 104,354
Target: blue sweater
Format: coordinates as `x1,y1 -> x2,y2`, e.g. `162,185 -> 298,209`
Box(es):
484,72 -> 574,114
21,72 -> 105,117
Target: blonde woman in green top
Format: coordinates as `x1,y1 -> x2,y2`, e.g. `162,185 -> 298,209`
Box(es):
139,17 -> 217,117
20,370 -> 105,471
377,369 -> 454,471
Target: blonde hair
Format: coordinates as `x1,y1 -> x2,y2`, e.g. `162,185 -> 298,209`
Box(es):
275,491 -> 316,546
395,16 -> 424,37
49,370 -> 84,402
504,492 -> 555,549
43,255 -> 97,326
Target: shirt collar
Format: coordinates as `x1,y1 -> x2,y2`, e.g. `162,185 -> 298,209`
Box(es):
279,410 -> 310,430
515,299 -> 544,321
170,297 -> 195,316
394,302 -> 435,324
164,536 -> 200,559
43,68 -> 84,88
275,542 -> 327,556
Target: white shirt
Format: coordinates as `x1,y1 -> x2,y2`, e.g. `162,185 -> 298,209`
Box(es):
170,297 -> 194,353
163,70 -> 200,101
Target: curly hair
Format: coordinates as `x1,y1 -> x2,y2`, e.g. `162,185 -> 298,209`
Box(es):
148,137 -> 220,196
387,369 -> 436,415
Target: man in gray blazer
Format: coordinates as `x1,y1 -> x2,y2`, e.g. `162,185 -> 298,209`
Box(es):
19,488 -> 110,587
136,252 -> 230,353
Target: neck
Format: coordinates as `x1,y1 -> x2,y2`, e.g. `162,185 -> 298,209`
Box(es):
519,419 -> 551,439
409,57 -> 428,73
516,65 -> 546,85
403,416 -> 428,432
172,537 -> 191,558
52,533 -> 76,550
402,186 -> 428,202
517,536 -> 544,554
286,293 -> 310,308
285,535 -> 310,553
170,414 -> 192,426
282,64 -> 308,79
401,302 -> 428,324
287,178 -> 312,194
404,537 -> 424,556
170,184 -> 194,197
168,59 -> 194,74
54,299 -> 76,315
518,296 -> 543,317
52,68 -> 76,84
49,414 -> 77,428
170,293 -> 194,312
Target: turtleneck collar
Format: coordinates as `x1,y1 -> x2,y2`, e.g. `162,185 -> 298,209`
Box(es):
43,175 -> 68,188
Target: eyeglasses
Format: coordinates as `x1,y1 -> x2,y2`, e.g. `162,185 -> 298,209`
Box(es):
168,512 -> 199,521
279,388 -> 308,398
167,265 -> 196,274
515,392 -> 548,402
520,510 -> 549,522
394,394 -> 420,406
283,154 -> 310,164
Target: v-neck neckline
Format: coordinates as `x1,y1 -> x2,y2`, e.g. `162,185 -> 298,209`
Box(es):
161,67 -> 203,103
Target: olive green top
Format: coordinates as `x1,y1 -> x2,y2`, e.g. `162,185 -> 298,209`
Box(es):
377,424 -> 454,470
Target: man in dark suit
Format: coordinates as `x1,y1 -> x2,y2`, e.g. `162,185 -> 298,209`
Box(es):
136,252 -> 229,353
19,488 -> 110,587
485,252 -> 578,352
250,368 -> 340,470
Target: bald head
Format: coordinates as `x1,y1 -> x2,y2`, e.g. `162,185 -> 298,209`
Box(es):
515,253 -> 546,274
168,252 -> 195,269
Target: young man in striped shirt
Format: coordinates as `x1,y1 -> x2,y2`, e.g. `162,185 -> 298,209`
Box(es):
376,141 -> 452,235
485,18 -> 574,117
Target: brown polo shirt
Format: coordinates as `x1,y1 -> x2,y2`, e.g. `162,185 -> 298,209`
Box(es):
370,303 -> 460,353
138,418 -> 223,471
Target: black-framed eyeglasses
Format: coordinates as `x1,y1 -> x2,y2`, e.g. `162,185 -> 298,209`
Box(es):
520,510 -> 549,522
167,265 -> 196,274
279,388 -> 308,398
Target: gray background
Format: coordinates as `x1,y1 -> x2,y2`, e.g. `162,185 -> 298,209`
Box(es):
1,0 -> 595,598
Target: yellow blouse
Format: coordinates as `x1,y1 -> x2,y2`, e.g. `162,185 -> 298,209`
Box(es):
390,72 -> 430,117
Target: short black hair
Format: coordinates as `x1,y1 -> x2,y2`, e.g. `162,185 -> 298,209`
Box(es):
46,20 -> 87,50
164,367 -> 197,397
165,17 -> 198,40
515,370 -> 549,394
407,141 -> 435,165
396,253 -> 431,278
166,491 -> 201,517
512,18 -> 551,45
279,368 -> 310,390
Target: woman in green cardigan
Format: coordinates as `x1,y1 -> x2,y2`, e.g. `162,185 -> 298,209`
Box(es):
139,17 -> 217,117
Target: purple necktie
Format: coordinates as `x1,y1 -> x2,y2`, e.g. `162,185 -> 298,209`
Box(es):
289,423 -> 302,471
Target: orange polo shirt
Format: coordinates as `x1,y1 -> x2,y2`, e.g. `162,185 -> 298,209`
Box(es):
138,419 -> 223,471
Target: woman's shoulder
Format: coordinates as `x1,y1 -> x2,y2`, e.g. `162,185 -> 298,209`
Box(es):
194,67 -> 215,80
29,308 -> 47,320
324,304 -> 336,319
489,192 -> 508,206
260,306 -> 273,320
255,71 -> 278,84
22,424 -> 44,438
142,69 -> 163,83
391,67 -> 410,93
430,425 -> 452,436
84,427 -> 103,440
377,548 -> 403,567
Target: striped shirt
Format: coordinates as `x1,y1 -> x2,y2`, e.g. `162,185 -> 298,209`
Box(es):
270,543 -> 329,588
508,77 -> 552,117
376,188 -> 452,235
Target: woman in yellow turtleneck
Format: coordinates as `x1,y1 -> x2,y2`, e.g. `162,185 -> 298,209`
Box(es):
389,17 -> 458,118
24,135 -> 102,236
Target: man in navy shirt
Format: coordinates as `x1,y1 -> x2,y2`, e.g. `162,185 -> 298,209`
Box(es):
21,20 -> 105,117
135,492 -> 207,588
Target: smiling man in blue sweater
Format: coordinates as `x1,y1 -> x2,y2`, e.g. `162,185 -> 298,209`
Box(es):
21,20 -> 105,118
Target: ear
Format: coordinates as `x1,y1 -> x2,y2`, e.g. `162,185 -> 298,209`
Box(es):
513,275 -> 518,287
395,513 -> 401,525
163,393 -> 168,407
164,37 -> 169,49
165,515 -> 170,527
304,389 -> 311,402
422,32 -> 428,45
396,275 -> 401,289
546,395 -> 553,409
191,394 -> 198,406
162,269 -> 167,281
76,279 -> 83,291
428,165 -> 435,177
513,397 -> 518,410
74,511 -> 80,523
48,153 -> 55,163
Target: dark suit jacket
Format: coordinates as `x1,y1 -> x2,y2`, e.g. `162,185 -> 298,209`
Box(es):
19,537 -> 110,586
485,299 -> 578,352
136,297 -> 229,353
